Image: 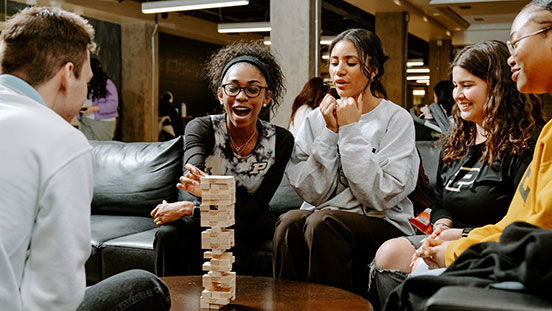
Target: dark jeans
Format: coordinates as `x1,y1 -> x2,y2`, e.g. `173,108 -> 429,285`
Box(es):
273,209 -> 404,295
154,213 -> 275,276
78,269 -> 170,311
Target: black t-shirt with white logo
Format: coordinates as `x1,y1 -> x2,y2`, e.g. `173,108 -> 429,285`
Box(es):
430,127 -> 540,229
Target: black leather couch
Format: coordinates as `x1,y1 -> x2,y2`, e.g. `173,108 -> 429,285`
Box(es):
85,136 -> 303,283
85,138 -> 444,286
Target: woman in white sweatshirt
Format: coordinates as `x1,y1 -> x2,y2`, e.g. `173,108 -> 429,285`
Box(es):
272,28 -> 419,295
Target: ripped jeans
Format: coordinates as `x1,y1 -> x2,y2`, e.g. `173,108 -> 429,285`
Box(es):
368,234 -> 427,309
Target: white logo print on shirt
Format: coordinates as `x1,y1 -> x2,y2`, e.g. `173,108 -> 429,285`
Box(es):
445,167 -> 480,192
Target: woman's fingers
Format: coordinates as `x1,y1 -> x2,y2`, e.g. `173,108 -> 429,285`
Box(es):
185,164 -> 207,178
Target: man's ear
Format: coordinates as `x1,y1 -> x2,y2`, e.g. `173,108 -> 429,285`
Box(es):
59,62 -> 75,94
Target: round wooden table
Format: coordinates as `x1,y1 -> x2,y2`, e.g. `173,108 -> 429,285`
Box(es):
162,275 -> 373,310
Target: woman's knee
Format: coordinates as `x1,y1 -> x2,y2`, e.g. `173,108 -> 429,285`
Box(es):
303,210 -> 345,237
275,209 -> 309,230
374,237 -> 415,272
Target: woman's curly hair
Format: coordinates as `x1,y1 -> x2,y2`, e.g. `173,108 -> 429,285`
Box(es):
442,40 -> 546,167
204,40 -> 285,115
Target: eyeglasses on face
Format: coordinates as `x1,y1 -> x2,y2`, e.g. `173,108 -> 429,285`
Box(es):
507,26 -> 552,55
221,83 -> 267,98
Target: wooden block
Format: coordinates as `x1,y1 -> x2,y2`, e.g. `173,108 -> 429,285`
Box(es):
204,251 -> 232,259
201,229 -> 234,250
201,199 -> 234,206
200,295 -> 228,309
200,292 -> 230,305
203,261 -> 232,272
201,176 -> 234,185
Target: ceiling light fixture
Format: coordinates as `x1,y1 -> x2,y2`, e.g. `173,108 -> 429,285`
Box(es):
407,59 -> 424,67
142,0 -> 249,14
407,68 -> 430,73
407,75 -> 430,81
263,35 -> 335,45
218,22 -> 270,33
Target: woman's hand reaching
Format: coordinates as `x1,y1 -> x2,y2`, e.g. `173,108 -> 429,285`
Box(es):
177,164 -> 208,197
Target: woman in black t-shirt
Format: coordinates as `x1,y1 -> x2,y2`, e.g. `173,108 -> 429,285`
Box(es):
369,40 -> 546,308
150,41 -> 293,276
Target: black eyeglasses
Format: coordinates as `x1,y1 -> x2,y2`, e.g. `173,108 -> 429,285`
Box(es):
507,26 -> 552,55
221,84 -> 267,98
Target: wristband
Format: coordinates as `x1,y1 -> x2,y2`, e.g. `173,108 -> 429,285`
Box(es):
462,227 -> 471,238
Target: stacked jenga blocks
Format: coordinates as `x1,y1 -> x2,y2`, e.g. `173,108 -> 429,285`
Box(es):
199,176 -> 236,310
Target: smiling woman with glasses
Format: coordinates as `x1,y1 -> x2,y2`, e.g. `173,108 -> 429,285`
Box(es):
507,25 -> 552,54
221,83 -> 268,98
150,40 -> 294,277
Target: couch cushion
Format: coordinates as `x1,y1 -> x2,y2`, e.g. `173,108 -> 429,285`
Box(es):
90,215 -> 157,248
101,228 -> 158,280
268,175 -> 303,218
87,215 -> 157,283
90,136 -> 183,217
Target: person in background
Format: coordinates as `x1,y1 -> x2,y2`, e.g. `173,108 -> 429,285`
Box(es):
158,91 -> 183,141
80,57 -> 118,140
412,80 -> 455,140
273,28 -> 419,295
370,40 -> 545,309
151,40 -> 293,276
287,77 -> 329,136
0,6 -> 169,311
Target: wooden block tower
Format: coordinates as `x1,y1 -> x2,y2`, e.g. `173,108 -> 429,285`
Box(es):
199,176 -> 236,310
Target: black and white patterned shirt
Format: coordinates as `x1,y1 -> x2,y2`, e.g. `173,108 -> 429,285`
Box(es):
184,114 -> 294,221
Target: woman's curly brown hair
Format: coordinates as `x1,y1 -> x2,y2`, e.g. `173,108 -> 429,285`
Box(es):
442,40 -> 546,167
204,40 -> 285,115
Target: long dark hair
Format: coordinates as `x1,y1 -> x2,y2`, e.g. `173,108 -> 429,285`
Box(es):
289,77 -> 329,126
88,58 -> 110,101
442,40 -> 546,166
329,28 -> 389,98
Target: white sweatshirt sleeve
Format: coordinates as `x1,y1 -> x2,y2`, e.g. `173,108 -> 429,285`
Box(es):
286,109 -> 341,206
20,148 -> 94,311
338,104 -> 419,213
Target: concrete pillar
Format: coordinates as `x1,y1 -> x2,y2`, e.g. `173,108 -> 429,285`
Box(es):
375,11 -> 408,108
120,21 -> 158,142
270,0 -> 320,127
427,39 -> 451,105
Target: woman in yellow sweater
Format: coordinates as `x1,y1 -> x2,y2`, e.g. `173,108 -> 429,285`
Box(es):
416,0 -> 552,269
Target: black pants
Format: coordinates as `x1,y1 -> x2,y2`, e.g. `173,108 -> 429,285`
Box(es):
154,213 -> 275,277
273,209 -> 404,295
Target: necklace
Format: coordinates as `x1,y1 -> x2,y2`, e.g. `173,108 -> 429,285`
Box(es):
228,128 -> 256,154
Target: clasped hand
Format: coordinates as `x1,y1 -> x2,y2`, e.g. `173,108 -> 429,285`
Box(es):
319,93 -> 364,133
412,227 -> 460,270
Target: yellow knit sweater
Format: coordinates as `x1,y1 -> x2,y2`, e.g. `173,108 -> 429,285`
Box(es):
446,120 -> 552,266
